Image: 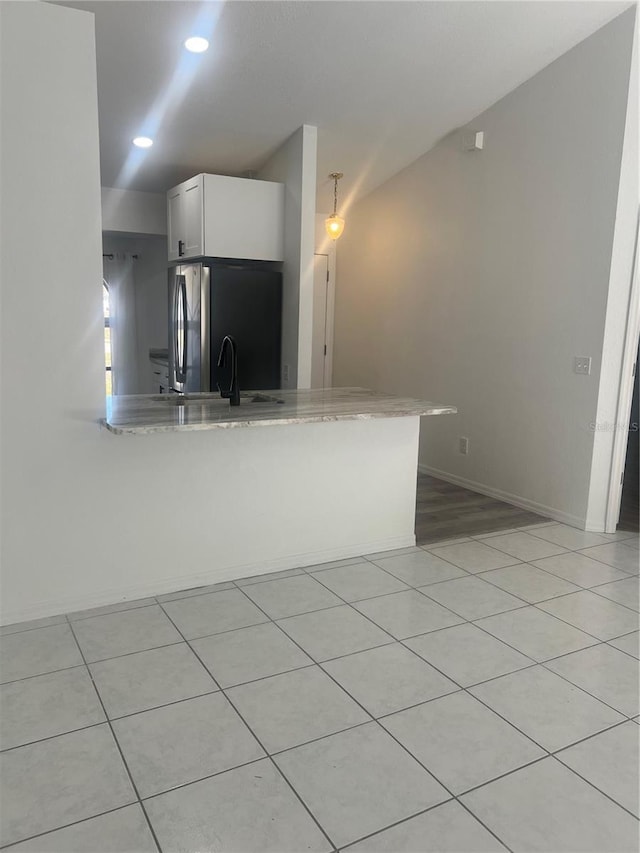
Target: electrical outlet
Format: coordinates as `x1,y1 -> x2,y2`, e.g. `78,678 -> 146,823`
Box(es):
459,436 -> 469,455
283,364 -> 290,383
574,356 -> 592,375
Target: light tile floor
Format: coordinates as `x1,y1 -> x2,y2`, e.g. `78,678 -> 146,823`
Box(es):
0,523 -> 638,852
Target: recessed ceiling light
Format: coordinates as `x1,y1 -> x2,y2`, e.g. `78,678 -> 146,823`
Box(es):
184,36 -> 209,53
133,136 -> 153,148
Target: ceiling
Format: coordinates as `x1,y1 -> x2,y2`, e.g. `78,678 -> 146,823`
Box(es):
57,0 -> 630,212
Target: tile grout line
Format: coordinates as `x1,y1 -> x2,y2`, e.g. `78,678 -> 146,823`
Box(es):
300,562 -> 639,730
0,662 -> 88,688
336,799 -> 459,853
256,581 -> 591,849
302,552 -> 638,669
8,627 -> 631,760
0,719 -> 107,756
308,565 -> 638,723
152,598 -> 339,853
65,601 -> 159,623
481,527 -> 630,551
464,617 -> 640,720
2,525 -> 635,634
2,545 -> 637,841
548,752 -> 640,822
549,716 -> 638,759
138,754 -> 266,803
603,636 -> 640,662
0,804 -> 147,852
525,583 -> 640,615
229,582 -> 518,853
12,627 -> 633,760
2,587 -> 634,747
6,559 -> 634,686
536,660 -> 637,722
468,557 -> 639,602
527,600 -> 637,647
358,545 -> 593,619
64,620 -> 164,853
1,620 -> 626,843
304,575 -> 566,761
425,530 -> 638,578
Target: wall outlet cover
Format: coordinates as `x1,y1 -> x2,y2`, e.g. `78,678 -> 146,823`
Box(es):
573,356 -> 592,375
459,436 -> 469,455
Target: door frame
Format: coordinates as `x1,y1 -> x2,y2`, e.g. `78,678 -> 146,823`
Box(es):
314,214 -> 337,387
605,213 -> 640,531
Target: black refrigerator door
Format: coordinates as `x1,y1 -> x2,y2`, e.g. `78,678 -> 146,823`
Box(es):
210,266 -> 282,392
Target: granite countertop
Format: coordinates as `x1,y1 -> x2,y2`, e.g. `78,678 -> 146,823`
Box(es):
101,387 -> 457,435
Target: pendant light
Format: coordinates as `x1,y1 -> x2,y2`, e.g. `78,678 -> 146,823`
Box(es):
325,172 -> 345,240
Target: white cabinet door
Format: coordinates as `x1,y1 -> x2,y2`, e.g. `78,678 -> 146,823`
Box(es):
182,176 -> 203,258
202,174 -> 284,261
167,187 -> 183,261
166,176 -> 203,261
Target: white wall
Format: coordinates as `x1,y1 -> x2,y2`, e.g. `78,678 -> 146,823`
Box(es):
101,187 -> 167,235
258,126 -> 317,388
314,214 -> 338,387
333,9 -> 637,529
0,4 -> 415,624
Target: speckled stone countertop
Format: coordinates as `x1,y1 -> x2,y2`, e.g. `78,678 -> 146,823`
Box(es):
101,387 -> 457,435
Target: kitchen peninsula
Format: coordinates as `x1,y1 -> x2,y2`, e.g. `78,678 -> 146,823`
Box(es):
2,387 -> 455,624
102,387 -> 456,434
94,387 -> 457,605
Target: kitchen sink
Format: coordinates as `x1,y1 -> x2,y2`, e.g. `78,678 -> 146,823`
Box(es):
151,393 -> 285,406
243,393 -> 285,404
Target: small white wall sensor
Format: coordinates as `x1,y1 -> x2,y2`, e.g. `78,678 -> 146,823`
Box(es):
464,130 -> 484,151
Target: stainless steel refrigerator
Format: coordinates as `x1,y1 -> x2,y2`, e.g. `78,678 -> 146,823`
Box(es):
168,260 -> 282,394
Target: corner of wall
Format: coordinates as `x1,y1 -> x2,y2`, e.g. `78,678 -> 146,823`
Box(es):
101,186 -> 167,236
257,125 -> 318,390
296,125 -> 318,389
585,7 -> 639,531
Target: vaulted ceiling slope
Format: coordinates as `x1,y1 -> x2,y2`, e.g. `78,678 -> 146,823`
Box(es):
56,1 -> 631,210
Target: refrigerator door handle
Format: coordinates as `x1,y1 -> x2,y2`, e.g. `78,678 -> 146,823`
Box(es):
175,275 -> 187,384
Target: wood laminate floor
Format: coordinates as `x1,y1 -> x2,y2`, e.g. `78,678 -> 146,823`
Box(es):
415,474 -> 550,545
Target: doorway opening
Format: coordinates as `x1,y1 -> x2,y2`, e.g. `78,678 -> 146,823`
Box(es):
618,342 -> 639,532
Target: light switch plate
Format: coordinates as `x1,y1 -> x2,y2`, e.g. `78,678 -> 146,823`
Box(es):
574,356 -> 592,375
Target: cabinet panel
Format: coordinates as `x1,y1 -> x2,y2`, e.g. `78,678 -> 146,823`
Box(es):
167,188 -> 182,261
203,174 -> 284,261
183,176 -> 203,258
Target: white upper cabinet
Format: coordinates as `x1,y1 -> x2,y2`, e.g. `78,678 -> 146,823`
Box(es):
167,173 -> 284,262
167,175 -> 202,260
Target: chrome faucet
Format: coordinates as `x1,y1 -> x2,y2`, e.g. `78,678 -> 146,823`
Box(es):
217,335 -> 240,406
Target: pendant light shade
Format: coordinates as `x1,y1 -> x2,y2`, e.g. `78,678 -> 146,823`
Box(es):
325,172 -> 345,240
325,213 -> 345,240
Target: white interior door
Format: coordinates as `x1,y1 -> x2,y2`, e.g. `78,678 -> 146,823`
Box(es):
311,253 -> 329,388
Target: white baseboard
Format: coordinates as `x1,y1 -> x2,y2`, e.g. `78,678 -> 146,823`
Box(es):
418,464 -> 586,530
0,533 -> 415,627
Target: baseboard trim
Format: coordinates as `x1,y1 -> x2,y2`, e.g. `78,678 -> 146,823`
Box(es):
0,533 -> 416,627
418,464 -> 586,530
